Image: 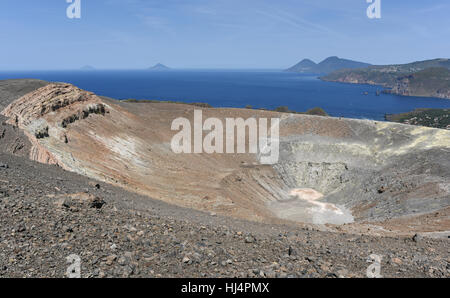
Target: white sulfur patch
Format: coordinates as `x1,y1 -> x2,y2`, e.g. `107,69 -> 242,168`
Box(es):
289,188 -> 343,215
268,188 -> 354,225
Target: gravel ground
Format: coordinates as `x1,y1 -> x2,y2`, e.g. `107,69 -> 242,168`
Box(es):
0,152 -> 448,278
0,79 -> 48,112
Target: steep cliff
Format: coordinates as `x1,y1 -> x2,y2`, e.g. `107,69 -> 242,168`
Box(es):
386,67 -> 450,99
321,59 -> 450,99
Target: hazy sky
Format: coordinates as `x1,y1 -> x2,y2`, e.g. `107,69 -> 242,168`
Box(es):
1,0 -> 450,70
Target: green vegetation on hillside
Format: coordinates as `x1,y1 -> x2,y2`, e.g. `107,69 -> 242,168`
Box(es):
385,108 -> 450,129
123,99 -> 329,116
271,106 -> 329,116
323,59 -> 450,84
122,99 -> 212,108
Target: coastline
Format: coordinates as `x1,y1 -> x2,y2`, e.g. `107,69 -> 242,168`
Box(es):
3,71 -> 450,122
319,76 -> 450,100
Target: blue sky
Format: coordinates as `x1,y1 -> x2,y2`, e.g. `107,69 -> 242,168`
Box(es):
1,0 -> 450,70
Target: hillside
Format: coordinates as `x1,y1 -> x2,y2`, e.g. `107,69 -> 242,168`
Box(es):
285,59 -> 317,73
385,67 -> 450,99
386,108 -> 450,130
321,59 -> 450,99
285,56 -> 371,74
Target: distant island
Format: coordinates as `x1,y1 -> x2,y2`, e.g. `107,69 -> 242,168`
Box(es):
285,56 -> 371,74
80,65 -> 96,71
321,58 -> 450,99
148,63 -> 171,71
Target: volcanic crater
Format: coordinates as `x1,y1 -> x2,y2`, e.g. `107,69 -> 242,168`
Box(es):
1,80 -> 449,236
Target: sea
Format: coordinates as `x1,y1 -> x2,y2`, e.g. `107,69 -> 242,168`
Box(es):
1,69 -> 450,121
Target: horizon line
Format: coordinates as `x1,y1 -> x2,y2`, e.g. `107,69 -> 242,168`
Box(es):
1,56 -> 449,72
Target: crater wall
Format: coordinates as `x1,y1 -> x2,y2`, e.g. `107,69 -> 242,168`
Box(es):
1,81 -> 449,232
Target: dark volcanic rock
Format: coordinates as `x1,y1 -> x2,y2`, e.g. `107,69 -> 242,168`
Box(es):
0,152 -> 448,278
89,197 -> 106,209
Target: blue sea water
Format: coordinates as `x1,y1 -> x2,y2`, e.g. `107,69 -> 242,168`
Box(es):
1,69 -> 450,121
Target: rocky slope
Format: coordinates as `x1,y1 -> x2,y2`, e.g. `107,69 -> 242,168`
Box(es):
2,83 -> 107,167
1,153 -> 448,278
321,59 -> 450,99
0,79 -> 49,159
385,68 -> 450,99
